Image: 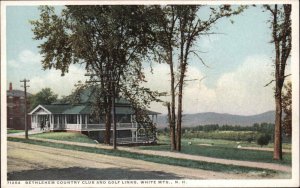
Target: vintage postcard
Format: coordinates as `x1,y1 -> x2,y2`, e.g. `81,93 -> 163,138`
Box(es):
1,0 -> 299,187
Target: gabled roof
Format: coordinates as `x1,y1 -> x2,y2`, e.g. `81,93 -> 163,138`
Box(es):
63,105 -> 87,114
29,104 -> 72,115
53,87 -> 131,106
43,104 -> 73,114
29,87 -> 160,115
146,109 -> 162,115
7,90 -> 32,97
29,104 -> 160,115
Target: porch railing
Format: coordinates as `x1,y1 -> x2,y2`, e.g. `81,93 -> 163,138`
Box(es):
50,122 -> 136,131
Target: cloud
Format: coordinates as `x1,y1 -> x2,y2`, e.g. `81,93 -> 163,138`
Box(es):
143,63 -> 211,114
145,55 -> 277,115
198,35 -> 219,51
19,50 -> 42,64
8,49 -> 41,68
7,60 -> 19,68
213,55 -> 275,115
8,49 -> 280,116
7,50 -> 86,96
30,65 -> 86,97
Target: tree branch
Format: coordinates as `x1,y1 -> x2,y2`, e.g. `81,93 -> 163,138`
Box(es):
264,79 -> 275,87
283,74 -> 292,79
190,50 -> 210,68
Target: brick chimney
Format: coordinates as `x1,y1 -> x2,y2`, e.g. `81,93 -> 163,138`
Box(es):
9,82 -> 12,91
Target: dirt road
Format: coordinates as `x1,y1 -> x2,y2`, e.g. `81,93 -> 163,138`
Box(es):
7,141 -> 281,180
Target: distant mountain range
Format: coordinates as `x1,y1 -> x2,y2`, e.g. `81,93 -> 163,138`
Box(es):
156,111 -> 275,128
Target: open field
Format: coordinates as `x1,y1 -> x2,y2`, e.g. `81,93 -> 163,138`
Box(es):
159,135 -> 292,149
138,135 -> 291,166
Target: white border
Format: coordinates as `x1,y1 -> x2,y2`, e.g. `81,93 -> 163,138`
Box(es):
1,0 -> 299,187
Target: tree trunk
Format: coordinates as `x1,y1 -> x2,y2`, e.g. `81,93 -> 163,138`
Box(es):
176,63 -> 187,152
167,102 -> 176,150
104,97 -> 112,144
271,4 -> 283,161
176,26 -> 189,151
176,85 -> 183,151
168,49 -> 177,150
274,88 -> 283,160
176,41 -> 185,152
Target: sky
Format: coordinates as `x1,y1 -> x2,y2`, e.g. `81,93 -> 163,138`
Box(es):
4,5 -> 292,116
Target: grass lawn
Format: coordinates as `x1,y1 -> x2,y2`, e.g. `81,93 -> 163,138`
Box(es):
7,129 -> 24,134
139,135 -> 291,166
8,137 -> 279,177
185,137 -> 292,150
30,132 -> 96,144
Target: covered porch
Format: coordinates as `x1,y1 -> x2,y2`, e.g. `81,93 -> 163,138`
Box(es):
29,105 -> 158,131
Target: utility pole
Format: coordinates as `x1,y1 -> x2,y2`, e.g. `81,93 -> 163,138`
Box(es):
20,79 -> 30,139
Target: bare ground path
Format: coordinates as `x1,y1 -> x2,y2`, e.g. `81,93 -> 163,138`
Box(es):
239,146 -> 291,153
7,141 -> 272,180
8,136 -> 291,173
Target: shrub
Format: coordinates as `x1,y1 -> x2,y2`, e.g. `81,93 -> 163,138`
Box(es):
247,137 -> 254,143
257,134 -> 271,147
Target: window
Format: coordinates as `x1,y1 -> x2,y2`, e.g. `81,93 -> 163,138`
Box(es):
66,115 -> 77,124
117,115 -> 131,123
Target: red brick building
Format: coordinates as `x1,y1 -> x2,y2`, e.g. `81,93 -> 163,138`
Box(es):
7,83 -> 32,130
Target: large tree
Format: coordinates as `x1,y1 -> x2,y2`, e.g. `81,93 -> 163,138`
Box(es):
264,4 -> 292,160
154,5 -> 245,151
31,5 -> 160,144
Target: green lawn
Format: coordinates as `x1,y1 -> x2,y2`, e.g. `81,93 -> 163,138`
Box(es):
139,135 -> 291,166
184,137 -> 292,150
8,137 -> 279,177
7,129 -> 24,134
30,132 -> 96,144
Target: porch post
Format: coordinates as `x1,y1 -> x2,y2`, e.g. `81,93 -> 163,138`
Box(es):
30,115 -> 33,129
85,114 -> 88,128
132,130 -> 134,142
79,114 -> 82,130
35,115 -> 38,128
52,115 -> 54,129
136,129 -> 138,142
57,115 -> 59,129
50,115 -> 52,130
33,115 -> 36,128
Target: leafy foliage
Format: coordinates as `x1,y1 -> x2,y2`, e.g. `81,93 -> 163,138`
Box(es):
152,5 -> 246,151
282,81 -> 292,137
29,88 -> 58,110
257,134 -> 271,147
31,6 -> 162,144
